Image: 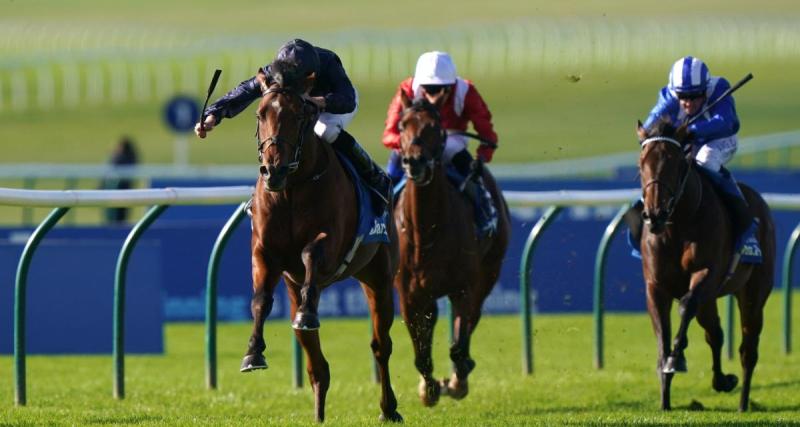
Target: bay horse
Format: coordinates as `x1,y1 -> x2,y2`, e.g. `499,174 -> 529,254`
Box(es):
241,69 -> 402,422
394,94 -> 510,406
636,119 -> 775,411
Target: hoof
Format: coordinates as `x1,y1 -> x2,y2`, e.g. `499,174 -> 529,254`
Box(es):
441,374 -> 469,400
712,373 -> 738,393
240,353 -> 268,372
663,355 -> 687,374
378,411 -> 404,423
418,378 -> 441,407
291,312 -> 320,330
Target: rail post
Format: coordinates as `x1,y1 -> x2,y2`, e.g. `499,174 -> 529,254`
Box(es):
520,205 -> 562,374
113,204 -> 168,399
593,203 -> 631,370
205,202 -> 248,390
14,206 -> 69,406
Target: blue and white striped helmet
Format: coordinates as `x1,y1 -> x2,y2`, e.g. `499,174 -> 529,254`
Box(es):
668,56 -> 710,96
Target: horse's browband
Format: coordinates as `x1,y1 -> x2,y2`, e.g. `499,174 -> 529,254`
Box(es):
640,136 -> 682,149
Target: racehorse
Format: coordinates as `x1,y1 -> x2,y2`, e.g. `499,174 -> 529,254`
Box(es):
393,94 -> 510,406
240,68 -> 402,422
636,119 -> 775,411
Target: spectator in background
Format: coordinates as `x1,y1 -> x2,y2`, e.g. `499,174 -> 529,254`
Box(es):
102,136 -> 138,224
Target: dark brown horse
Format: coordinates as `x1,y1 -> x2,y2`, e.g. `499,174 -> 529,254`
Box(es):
636,120 -> 775,411
393,94 -> 510,406
240,71 -> 402,422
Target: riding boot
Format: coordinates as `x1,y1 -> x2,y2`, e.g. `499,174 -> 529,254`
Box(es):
331,130 -> 391,213
452,150 -> 497,235
703,166 -> 759,276
623,199 -> 645,250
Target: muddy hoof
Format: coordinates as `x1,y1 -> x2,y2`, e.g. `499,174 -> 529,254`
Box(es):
291,312 -> 320,330
379,411 -> 404,423
663,355 -> 687,373
713,373 -> 738,393
418,378 -> 441,407
240,353 -> 268,372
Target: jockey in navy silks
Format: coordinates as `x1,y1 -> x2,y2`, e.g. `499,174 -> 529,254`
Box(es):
633,56 -> 760,261
195,38 -> 391,208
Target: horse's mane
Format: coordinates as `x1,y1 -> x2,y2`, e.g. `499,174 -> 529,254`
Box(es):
270,59 -> 305,92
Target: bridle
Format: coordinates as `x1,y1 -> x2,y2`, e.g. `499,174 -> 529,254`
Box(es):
256,86 -> 318,174
640,136 -> 693,224
399,104 -> 447,185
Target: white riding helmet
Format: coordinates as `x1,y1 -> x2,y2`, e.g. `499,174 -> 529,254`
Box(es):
413,51 -> 457,86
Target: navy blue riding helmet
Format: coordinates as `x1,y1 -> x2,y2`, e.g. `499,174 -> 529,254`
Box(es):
272,39 -> 320,77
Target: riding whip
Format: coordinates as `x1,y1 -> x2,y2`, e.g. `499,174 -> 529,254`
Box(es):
686,73 -> 753,126
200,69 -> 222,132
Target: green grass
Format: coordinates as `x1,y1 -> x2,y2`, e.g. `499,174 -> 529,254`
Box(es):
2,293 -> 800,425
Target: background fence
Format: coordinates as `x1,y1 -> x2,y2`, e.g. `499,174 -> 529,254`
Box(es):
2,17 -> 800,112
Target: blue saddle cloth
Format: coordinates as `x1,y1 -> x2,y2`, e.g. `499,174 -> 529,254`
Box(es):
337,153 -> 389,244
392,165 -> 494,238
627,220 -> 762,264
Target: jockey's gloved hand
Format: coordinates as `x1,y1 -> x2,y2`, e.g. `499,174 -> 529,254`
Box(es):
477,144 -> 495,163
194,114 -> 217,139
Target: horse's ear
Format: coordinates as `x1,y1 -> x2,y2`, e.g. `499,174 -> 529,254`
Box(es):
256,71 -> 269,94
399,90 -> 412,110
302,72 -> 316,94
636,120 -> 647,141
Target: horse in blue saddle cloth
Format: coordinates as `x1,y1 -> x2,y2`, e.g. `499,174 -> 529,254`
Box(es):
634,119 -> 775,412
240,73 -> 401,422
392,94 -> 510,406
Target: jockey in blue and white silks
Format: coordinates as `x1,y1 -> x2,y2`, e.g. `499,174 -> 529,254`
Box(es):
643,56 -> 758,258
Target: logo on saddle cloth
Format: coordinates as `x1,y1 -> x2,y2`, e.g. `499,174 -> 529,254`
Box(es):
335,152 -> 389,245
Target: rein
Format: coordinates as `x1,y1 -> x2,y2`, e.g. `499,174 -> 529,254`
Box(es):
256,86 -> 318,174
640,136 -> 693,224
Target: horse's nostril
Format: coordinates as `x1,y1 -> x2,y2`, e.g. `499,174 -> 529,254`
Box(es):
260,165 -> 268,176
402,157 -> 410,165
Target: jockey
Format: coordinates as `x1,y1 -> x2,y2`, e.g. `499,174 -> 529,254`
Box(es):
382,51 -> 498,233
195,38 -> 391,208
642,56 -> 757,257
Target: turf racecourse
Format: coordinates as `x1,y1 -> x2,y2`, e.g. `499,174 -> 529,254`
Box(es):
2,293 -> 799,425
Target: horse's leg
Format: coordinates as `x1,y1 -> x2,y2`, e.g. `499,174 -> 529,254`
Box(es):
292,232 -> 331,330
286,280 -> 330,422
241,251 -> 281,372
736,286 -> 768,412
647,283 -> 675,410
403,297 -> 441,407
665,269 -> 712,374
359,269 -> 402,422
695,300 -> 738,393
441,290 -> 477,400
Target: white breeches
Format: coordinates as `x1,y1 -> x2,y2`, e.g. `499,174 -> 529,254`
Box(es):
693,135 -> 738,172
313,89 -> 359,143
442,133 -> 468,164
